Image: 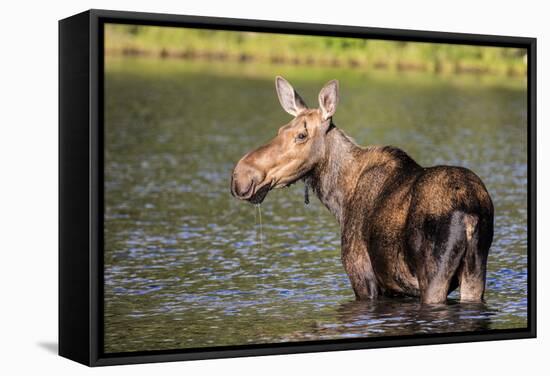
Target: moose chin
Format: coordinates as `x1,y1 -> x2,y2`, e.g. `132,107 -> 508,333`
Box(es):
231,76 -> 494,304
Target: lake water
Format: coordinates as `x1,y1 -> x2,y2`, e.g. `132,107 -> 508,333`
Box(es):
103,57 -> 528,353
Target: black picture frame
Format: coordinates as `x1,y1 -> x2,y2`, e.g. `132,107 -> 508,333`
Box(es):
59,9 -> 537,367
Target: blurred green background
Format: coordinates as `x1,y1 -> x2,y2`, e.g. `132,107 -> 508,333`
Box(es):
105,24 -> 527,77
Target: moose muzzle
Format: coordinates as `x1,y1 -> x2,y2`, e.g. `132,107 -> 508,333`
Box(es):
231,158 -> 268,203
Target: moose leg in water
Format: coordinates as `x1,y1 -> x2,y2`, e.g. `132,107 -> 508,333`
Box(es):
458,212 -> 492,301
341,234 -> 379,300
231,76 -> 494,304
408,212 -> 480,304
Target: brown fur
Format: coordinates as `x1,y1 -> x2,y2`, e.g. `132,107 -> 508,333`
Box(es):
231,77 -> 494,304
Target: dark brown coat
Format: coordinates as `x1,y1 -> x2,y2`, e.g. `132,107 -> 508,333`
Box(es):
231,77 -> 494,304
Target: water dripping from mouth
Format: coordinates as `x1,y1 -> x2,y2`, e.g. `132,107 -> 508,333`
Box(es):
256,203 -> 263,251
254,204 -> 259,245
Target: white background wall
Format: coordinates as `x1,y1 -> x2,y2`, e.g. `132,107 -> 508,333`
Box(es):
0,0 -> 546,374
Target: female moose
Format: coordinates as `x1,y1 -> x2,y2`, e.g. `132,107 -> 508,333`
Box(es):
231,76 -> 493,304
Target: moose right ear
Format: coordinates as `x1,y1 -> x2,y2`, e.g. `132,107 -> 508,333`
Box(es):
275,76 -> 308,117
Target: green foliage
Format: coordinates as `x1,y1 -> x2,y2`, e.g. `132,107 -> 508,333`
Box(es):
105,24 -> 527,76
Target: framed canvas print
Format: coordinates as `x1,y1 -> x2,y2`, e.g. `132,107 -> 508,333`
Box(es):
59,9 -> 536,366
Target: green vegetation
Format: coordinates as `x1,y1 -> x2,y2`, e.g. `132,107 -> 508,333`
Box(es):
105,24 -> 527,77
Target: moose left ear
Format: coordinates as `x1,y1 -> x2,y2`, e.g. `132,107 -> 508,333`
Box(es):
275,76 -> 308,117
318,80 -> 339,121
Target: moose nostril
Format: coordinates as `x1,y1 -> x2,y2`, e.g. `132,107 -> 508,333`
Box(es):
235,179 -> 254,197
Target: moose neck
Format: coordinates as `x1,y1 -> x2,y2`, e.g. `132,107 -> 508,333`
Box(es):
305,125 -> 364,224
305,126 -> 422,225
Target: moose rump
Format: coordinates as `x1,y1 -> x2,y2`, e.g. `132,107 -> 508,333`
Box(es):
363,165 -> 494,304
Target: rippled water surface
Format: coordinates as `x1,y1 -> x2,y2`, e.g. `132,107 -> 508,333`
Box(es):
104,57 -> 528,353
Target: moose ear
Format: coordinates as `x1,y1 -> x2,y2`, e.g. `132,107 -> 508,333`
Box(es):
318,80 -> 339,121
275,76 -> 308,117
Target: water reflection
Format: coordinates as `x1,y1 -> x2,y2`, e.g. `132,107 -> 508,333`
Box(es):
207,299 -> 495,342
103,57 -> 528,353
304,299 -> 493,340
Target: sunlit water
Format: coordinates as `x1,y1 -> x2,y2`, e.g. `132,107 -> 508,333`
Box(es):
104,57 -> 528,353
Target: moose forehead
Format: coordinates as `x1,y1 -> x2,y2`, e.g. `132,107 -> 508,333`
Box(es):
278,109 -> 322,134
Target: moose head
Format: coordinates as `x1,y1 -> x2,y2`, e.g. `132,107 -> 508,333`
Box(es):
231,76 -> 339,204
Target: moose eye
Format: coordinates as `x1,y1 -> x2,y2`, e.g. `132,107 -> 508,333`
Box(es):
296,132 -> 307,142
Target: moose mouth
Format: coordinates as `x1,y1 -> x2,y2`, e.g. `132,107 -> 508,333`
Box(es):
232,174 -> 305,205
248,175 -> 307,204
231,177 -> 274,205
247,183 -> 272,204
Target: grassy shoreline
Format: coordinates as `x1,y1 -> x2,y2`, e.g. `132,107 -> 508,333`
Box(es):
105,24 -> 527,77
